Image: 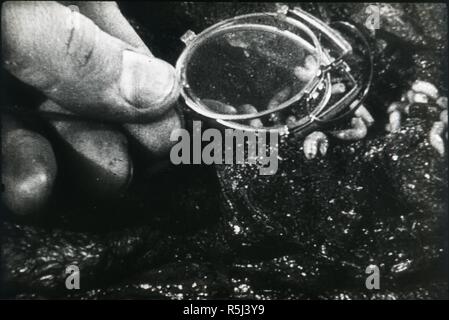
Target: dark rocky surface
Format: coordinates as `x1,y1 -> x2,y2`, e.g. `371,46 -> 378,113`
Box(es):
1,3 -> 448,299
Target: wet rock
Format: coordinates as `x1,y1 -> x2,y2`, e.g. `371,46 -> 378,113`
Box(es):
66,262 -> 232,299
0,164 -> 224,298
318,281 -> 449,300
215,112 -> 447,296
0,221 -> 172,297
411,51 -> 447,90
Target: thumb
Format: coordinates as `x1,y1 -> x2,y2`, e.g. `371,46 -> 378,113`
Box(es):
2,1 -> 179,123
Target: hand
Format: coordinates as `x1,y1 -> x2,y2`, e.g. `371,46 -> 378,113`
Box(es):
1,1 -> 182,216
2,1 -> 180,121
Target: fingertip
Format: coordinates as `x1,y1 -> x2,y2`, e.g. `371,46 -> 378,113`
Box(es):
125,109 -> 183,157
120,50 -> 180,118
1,117 -> 57,216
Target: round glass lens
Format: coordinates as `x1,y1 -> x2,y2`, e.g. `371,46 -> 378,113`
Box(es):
184,26 -> 320,118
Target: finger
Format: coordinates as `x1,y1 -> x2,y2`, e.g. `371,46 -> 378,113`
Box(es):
125,109 -> 183,158
66,1 -> 151,55
2,1 -> 179,123
1,114 -> 57,216
40,100 -> 133,196
66,2 -> 185,155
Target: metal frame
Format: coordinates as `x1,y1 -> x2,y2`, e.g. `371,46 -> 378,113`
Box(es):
176,6 -> 373,135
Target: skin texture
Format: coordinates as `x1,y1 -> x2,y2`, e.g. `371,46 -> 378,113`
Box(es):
40,100 -> 133,196
1,116 -> 57,216
1,1 -> 183,211
125,109 -> 183,158
1,1 -> 180,122
65,1 -> 150,54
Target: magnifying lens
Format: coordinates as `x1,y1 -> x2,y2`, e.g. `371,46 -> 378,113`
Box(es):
176,5 -> 373,137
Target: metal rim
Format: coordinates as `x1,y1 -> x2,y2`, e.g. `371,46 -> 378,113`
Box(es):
176,8 -> 373,135
176,11 -> 324,123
